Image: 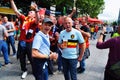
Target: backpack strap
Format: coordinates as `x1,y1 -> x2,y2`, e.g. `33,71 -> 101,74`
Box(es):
39,34 -> 50,48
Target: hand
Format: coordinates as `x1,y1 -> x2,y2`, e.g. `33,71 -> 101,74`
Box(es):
49,52 -> 58,60
75,25 -> 80,30
55,32 -> 59,40
53,53 -> 58,61
73,7 -> 76,12
76,27 -> 83,32
60,42 -> 67,49
30,2 -> 38,11
50,37 -> 55,41
55,32 -> 59,37
102,27 -> 106,34
78,56 -> 82,61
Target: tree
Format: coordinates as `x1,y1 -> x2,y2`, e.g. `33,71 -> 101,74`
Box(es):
76,0 -> 105,18
112,21 -> 117,26
0,0 -> 104,17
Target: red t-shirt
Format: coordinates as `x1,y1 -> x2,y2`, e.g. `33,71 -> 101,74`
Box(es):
94,26 -> 99,32
19,15 -> 38,42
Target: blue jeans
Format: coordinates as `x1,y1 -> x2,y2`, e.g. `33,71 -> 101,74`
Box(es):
0,40 -> 10,64
62,58 -> 78,80
43,66 -> 48,80
79,49 -> 86,70
79,59 -> 85,69
93,32 -> 97,39
33,66 -> 48,80
79,48 -> 90,69
57,48 -> 62,71
32,58 -> 48,80
6,35 -> 16,55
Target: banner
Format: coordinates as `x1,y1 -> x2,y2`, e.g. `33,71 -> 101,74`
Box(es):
0,7 -> 15,15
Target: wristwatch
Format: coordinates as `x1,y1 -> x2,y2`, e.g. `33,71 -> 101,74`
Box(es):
46,54 -> 50,59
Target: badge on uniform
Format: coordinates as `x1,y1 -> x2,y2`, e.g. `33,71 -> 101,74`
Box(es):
71,34 -> 75,39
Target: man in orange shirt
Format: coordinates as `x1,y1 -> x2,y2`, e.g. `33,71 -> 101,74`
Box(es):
10,0 -> 39,79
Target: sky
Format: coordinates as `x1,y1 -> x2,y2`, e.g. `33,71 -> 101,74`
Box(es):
98,0 -> 120,21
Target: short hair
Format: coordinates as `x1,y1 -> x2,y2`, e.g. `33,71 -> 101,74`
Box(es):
64,16 -> 73,22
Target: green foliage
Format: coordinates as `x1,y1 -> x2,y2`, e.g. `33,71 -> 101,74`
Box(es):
112,21 -> 117,26
76,0 -> 105,18
0,0 -> 104,17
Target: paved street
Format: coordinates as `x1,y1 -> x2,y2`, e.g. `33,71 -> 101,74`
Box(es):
0,32 -> 110,80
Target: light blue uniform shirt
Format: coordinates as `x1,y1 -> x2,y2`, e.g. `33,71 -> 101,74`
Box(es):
32,31 -> 50,69
58,28 -> 84,59
32,31 -> 50,55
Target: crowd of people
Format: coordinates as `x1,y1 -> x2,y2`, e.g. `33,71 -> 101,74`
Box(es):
0,0 -> 120,80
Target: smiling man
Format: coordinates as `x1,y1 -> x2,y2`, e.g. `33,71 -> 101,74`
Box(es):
58,17 -> 85,80
32,18 -> 58,80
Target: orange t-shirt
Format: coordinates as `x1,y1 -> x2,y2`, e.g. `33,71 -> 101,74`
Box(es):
79,36 -> 89,48
19,15 -> 38,42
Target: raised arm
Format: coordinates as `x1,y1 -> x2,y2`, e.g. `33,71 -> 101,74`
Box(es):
32,3 -> 41,24
68,7 -> 76,18
10,0 -> 21,17
97,27 -> 106,42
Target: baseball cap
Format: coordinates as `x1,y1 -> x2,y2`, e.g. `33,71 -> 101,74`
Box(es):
43,18 -> 53,25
